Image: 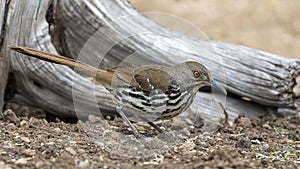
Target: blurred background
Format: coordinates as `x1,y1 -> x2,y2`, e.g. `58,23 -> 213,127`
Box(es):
130,0 -> 300,59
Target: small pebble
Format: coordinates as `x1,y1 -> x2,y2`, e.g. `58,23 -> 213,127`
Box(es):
3,109 -> 20,125
53,127 -> 61,132
6,123 -> 17,131
77,160 -> 89,168
15,158 -> 27,165
35,161 -> 44,168
294,141 -> 300,144
262,123 -> 272,130
21,149 -> 35,156
20,120 -> 28,128
78,149 -> 85,154
46,142 -> 54,145
65,147 -> 77,155
20,137 -> 31,143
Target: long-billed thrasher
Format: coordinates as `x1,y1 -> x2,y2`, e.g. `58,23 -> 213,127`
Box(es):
10,46 -> 226,137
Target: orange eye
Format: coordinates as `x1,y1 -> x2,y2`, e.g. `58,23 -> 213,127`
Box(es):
193,71 -> 200,78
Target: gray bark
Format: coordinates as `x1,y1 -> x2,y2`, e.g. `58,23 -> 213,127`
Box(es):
1,0 -> 299,122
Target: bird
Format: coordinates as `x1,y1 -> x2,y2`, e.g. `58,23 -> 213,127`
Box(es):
9,46 -> 226,137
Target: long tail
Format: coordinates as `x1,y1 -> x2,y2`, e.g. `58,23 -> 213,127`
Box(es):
9,46 -> 113,89
9,46 -> 102,75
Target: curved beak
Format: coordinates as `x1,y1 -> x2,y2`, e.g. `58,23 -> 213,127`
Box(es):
208,80 -> 227,95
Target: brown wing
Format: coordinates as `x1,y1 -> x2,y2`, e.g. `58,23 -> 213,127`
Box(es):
107,65 -> 174,94
132,67 -> 174,94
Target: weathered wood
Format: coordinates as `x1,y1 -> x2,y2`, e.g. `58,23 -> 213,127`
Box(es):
1,0 -> 299,122
51,0 -> 299,108
0,0 -> 10,111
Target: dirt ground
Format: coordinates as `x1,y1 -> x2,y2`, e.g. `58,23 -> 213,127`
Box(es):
0,108 -> 299,168
1,1 -> 300,169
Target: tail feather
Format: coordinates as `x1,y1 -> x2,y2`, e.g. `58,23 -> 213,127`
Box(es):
9,45 -> 102,76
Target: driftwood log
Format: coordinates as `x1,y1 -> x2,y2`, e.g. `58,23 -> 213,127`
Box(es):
0,0 -> 299,122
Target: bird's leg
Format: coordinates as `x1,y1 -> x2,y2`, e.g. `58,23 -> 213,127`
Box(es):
116,108 -> 143,138
116,108 -> 164,136
145,121 -> 164,133
137,115 -> 164,133
146,119 -> 181,143
147,121 -> 164,133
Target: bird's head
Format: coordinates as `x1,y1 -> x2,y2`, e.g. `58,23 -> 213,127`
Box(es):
174,61 -> 227,95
